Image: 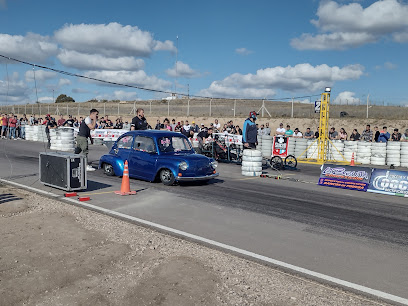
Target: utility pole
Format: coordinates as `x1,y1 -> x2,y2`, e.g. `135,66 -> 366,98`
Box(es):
175,35 -> 178,99
366,94 -> 370,119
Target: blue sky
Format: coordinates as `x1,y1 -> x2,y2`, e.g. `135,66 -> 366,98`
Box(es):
0,0 -> 407,105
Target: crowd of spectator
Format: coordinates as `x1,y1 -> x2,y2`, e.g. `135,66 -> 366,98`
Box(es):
2,111 -> 408,144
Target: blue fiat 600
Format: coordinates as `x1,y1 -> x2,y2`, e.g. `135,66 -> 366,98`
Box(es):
99,130 -> 219,185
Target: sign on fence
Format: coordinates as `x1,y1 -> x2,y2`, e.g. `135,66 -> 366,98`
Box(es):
368,169 -> 408,197
314,101 -> 321,113
318,163 -> 372,191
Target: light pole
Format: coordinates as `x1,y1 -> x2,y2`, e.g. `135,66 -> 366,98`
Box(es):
175,35 -> 179,98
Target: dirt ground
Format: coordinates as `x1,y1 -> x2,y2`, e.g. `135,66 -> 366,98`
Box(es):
0,184 -> 389,306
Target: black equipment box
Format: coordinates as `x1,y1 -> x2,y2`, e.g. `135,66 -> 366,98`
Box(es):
39,152 -> 87,191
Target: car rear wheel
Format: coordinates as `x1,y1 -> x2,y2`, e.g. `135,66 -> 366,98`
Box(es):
103,163 -> 115,176
160,169 -> 176,185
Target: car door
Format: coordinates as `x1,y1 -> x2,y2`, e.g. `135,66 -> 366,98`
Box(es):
113,134 -> 134,164
129,136 -> 157,180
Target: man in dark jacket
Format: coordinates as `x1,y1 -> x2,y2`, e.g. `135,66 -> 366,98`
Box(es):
131,108 -> 149,130
242,111 -> 258,148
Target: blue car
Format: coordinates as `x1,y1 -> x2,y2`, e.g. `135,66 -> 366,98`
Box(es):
99,130 -> 219,185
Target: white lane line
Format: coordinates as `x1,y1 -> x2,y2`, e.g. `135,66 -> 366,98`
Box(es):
2,178 -> 408,305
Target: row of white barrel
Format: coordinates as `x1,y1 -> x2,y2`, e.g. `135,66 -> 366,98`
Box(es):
50,128 -> 75,152
25,125 -> 48,142
257,135 -> 305,157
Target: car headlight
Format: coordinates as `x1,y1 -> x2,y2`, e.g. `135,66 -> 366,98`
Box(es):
210,161 -> 218,169
179,161 -> 188,170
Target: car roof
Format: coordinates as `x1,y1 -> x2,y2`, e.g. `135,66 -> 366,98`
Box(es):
124,130 -> 186,138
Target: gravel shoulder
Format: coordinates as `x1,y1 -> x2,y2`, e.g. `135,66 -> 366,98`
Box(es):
0,185 -> 390,306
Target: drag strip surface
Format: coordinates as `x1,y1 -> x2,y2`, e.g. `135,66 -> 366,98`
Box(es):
1,140 -> 408,301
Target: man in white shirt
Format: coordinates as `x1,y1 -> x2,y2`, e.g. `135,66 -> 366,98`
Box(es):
213,119 -> 221,131
276,123 -> 285,135
293,128 -> 303,138
183,120 -> 191,132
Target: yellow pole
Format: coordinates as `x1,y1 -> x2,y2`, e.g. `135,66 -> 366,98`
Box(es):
318,91 -> 330,164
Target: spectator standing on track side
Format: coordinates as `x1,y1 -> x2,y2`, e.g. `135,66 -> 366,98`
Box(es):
75,109 -> 99,171
197,127 -> 213,154
0,113 -> 7,139
242,111 -> 258,149
314,127 -> 319,139
258,124 -> 265,136
8,113 -> 17,140
170,119 -> 177,132
374,126 -> 380,142
63,115 -> 75,127
304,128 -> 313,139
284,125 -> 293,137
45,116 -> 57,148
20,114 -> 28,140
329,127 -> 338,140
123,121 -> 130,130
131,108 -> 149,131
339,128 -> 348,140
191,121 -> 199,133
235,125 -> 242,135
264,122 -> 271,135
378,126 -> 390,142
391,128 -> 401,141
155,119 -> 162,130
276,123 -> 285,135
29,114 -> 35,125
361,125 -> 373,142
57,115 -> 66,127
213,119 -> 220,132
350,129 -> 360,141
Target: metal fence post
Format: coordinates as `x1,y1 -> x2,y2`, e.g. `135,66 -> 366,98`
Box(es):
48,104 -> 50,114
210,99 -> 212,117
187,99 -> 190,117
291,97 -> 294,118
234,99 -> 236,117
17,105 -> 19,115
167,100 -> 170,116
78,104 -> 80,116
39,104 -> 41,116
149,101 -> 152,114
118,103 -> 120,115
32,104 -> 34,114
104,103 -> 106,116
25,104 -> 26,115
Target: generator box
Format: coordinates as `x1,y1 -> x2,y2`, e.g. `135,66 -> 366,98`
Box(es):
39,152 -> 87,191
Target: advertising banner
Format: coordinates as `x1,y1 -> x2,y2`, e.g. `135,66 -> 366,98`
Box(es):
367,169 -> 408,197
272,136 -> 289,157
318,163 -> 372,191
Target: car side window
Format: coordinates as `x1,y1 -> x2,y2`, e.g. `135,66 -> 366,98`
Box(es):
117,135 -> 133,149
133,136 -> 156,153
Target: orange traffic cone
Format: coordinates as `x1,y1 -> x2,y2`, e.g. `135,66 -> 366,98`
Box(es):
350,152 -> 355,166
115,160 -> 136,196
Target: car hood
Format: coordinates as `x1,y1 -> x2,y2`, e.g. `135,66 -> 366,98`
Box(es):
158,152 -> 212,161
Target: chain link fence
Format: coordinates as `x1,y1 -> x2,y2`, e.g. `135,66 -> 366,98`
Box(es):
1,98 -> 407,119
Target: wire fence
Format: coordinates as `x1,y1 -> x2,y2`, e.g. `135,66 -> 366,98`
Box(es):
1,98 -> 408,120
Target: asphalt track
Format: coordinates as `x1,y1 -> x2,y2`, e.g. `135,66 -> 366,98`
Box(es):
1,139 -> 408,303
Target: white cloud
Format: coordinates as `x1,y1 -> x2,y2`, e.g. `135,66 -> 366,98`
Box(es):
0,74 -> 31,104
153,40 -> 176,52
38,96 -> 54,103
96,90 -> 138,101
58,78 -> 71,87
165,61 -> 201,78
0,33 -> 58,62
25,69 -> 57,82
199,63 -> 364,98
333,91 -> 360,105
55,22 -> 173,57
72,88 -> 90,94
291,0 -> 408,50
57,49 -> 145,71
83,70 -> 172,91
235,48 -> 253,55
375,61 -> 398,70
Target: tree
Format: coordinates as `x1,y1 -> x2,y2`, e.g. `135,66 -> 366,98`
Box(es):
55,94 -> 75,103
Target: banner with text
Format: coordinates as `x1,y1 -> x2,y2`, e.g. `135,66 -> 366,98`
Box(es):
368,169 -> 408,197
318,164 -> 372,192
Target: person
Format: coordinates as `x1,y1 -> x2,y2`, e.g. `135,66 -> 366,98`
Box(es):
63,115 -> 75,127
276,123 -> 285,135
45,116 -> 57,148
293,128 -> 303,138
170,119 -> 177,132
284,125 -> 293,137
154,119 -> 162,130
73,118 -> 80,128
115,118 -> 123,129
8,114 -> 17,140
350,129 -> 360,141
401,129 -> 408,142
123,121 -> 131,130
191,121 -> 199,133
374,126 -> 380,142
264,122 -> 271,135
57,115 -> 66,127
196,127 -> 213,153
378,126 -> 390,142
235,124 -> 242,135
20,114 -> 28,139
131,108 -> 148,130
329,127 -> 338,140
29,114 -> 35,125
361,125 -> 373,142
0,113 -> 7,139
221,123 -> 228,133
314,127 -> 319,139
199,123 -> 206,131
183,120 -> 191,135
161,118 -> 172,131
339,128 -> 347,140
242,111 -> 258,148
75,109 -> 99,171
104,115 -> 113,129
213,119 -> 220,131
304,128 -> 313,139
257,124 -> 265,136
391,128 -> 401,141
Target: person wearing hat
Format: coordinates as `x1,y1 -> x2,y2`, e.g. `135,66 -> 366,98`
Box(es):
191,121 -> 199,133
243,111 -> 258,148
276,123 -> 285,135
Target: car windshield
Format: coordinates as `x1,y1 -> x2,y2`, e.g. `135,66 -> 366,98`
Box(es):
158,136 -> 192,152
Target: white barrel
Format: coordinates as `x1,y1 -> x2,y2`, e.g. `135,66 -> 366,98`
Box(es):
50,128 -> 75,152
242,150 -> 262,176
386,141 -> 400,166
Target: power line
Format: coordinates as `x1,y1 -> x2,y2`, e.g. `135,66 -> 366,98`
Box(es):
0,54 -> 320,102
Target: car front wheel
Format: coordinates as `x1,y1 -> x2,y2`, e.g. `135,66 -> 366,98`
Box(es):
160,169 -> 175,185
103,163 -> 115,176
